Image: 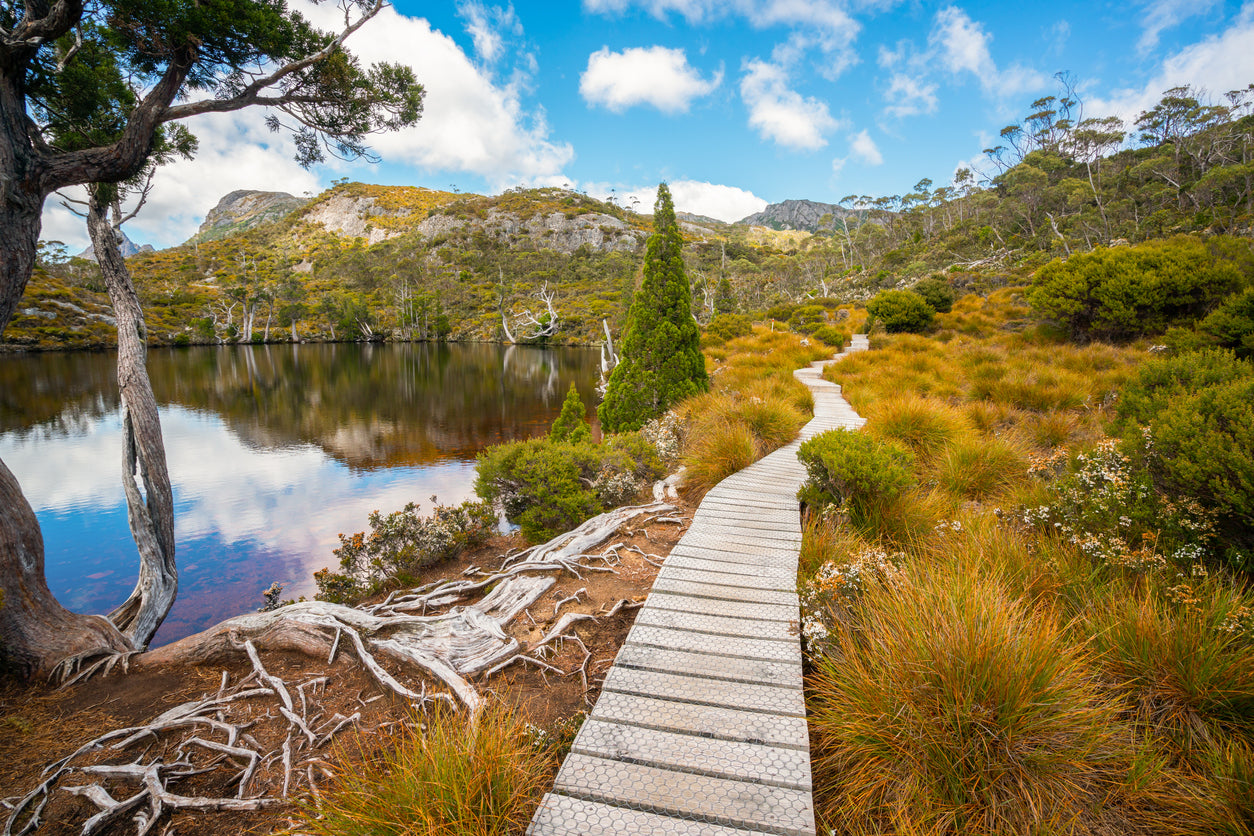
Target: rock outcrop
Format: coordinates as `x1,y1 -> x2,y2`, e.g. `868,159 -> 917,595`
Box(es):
191,190 -> 309,243
736,199 -> 859,232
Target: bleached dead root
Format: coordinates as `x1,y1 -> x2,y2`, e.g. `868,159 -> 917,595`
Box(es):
17,499 -> 676,835
3,653 -> 346,836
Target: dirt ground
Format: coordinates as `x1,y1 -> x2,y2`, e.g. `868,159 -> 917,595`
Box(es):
0,499 -> 694,835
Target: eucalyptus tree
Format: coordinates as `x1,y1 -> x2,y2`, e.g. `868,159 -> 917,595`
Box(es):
0,0 -> 424,675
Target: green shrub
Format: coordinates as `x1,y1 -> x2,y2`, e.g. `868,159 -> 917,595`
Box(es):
798,429 -> 915,519
1028,235 -> 1252,340
475,433 -> 663,542
788,304 -> 826,334
1198,286 -> 1254,358
1148,376 -> 1254,566
315,500 -> 497,602
866,290 -> 935,333
475,438 -> 601,542
704,313 -> 752,343
810,325 -> 848,348
912,276 -> 957,313
1113,348 -> 1250,431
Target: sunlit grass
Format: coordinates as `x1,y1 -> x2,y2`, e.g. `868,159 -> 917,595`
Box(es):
809,563 -> 1125,836
801,287 -> 1254,834
303,705 -> 552,836
934,434 -> 1029,501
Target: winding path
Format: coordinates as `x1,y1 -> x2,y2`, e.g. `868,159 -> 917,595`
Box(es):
528,335 -> 868,836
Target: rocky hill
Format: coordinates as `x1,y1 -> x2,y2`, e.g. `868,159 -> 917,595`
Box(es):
75,228 -> 153,262
736,199 -> 860,232
190,190 -> 310,243
9,182 -> 848,352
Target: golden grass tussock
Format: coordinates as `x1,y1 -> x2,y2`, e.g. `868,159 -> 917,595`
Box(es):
867,395 -> 970,464
1085,581 -> 1254,750
809,564 -> 1125,836
679,415 -> 759,498
934,434 -> 1030,501
303,704 -> 552,836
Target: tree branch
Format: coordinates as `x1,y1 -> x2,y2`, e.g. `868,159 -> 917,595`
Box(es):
159,0 -> 385,124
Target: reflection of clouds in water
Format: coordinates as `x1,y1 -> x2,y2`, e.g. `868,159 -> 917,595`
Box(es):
1,413 -> 124,510
1,404 -> 478,607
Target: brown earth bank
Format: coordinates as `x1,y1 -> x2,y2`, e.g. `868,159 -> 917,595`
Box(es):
0,500 -> 694,835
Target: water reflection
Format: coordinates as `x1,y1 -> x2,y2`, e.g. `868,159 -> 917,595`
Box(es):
0,343 -> 600,645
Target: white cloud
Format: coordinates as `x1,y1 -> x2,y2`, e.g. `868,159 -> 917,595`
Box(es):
583,0 -> 863,78
849,129 -> 884,165
740,60 -> 840,150
1139,0 -> 1221,52
1,406 -> 477,608
877,4 -> 1046,120
883,73 -> 939,117
929,6 -> 1046,98
587,180 -> 767,222
1088,5 -> 1254,125
667,180 -> 769,222
457,1 -> 523,65
580,46 -> 722,113
296,1 -> 572,185
40,1 -> 579,250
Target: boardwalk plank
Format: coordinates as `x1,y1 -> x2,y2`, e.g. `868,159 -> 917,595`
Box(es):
528,337 -> 869,836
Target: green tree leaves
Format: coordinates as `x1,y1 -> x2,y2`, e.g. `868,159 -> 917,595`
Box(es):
1028,236 -> 1252,340
599,184 -> 708,432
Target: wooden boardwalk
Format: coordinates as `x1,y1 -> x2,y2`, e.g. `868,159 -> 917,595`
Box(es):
528,336 -> 868,836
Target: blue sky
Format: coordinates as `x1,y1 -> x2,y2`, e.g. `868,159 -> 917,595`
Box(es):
42,0 -> 1254,250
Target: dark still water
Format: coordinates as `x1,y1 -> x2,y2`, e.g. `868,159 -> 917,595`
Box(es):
0,342 -> 600,645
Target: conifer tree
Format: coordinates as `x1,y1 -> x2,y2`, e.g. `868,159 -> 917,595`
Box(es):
550,383 -> 591,443
599,183 -> 708,432
714,275 -> 738,315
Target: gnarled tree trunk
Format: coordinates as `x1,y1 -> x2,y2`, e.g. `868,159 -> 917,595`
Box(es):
0,459 -> 133,674
88,193 -> 178,649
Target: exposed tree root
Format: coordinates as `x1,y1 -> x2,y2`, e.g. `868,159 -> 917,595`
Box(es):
9,499 -> 676,834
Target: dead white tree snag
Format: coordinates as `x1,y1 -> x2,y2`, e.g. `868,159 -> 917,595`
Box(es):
501,281 -> 561,344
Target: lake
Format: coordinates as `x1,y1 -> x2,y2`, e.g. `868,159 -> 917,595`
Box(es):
0,342 -> 601,646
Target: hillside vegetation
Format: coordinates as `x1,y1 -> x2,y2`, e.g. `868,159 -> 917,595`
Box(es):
7,83 -> 1250,354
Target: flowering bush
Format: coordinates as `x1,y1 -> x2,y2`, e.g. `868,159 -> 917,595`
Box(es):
799,547 -> 904,655
1021,438 -> 1217,576
640,411 -> 683,465
314,499 -> 497,603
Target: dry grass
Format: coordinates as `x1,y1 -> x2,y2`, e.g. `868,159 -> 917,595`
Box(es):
303,704 -> 552,836
802,288 -> 1254,835
809,564 -> 1125,836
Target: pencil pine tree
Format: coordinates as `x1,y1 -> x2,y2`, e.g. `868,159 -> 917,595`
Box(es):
550,383 -> 592,443
599,183 -> 708,432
